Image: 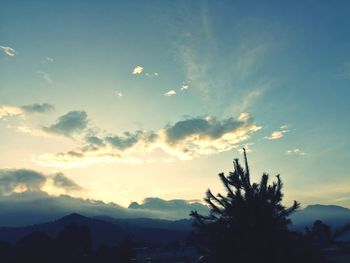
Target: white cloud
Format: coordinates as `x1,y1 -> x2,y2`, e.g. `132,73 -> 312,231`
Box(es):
0,105 -> 23,119
238,112 -> 250,122
46,57 -> 54,62
132,66 -> 144,75
286,148 -> 306,156
0,45 -> 16,57
34,114 -> 262,168
181,85 -> 189,91
163,90 -> 176,97
265,131 -> 285,140
265,126 -> 289,140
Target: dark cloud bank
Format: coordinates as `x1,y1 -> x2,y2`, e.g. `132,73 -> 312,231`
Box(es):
165,117 -> 245,143
43,110 -> 88,136
0,169 -> 209,226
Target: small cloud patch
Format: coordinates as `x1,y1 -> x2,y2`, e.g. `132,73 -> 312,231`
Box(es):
163,90 -> 176,97
286,148 -> 306,156
115,91 -> 123,98
0,45 -> 16,57
132,66 -> 144,75
145,72 -> 159,77
181,85 -> 189,91
265,125 -> 289,140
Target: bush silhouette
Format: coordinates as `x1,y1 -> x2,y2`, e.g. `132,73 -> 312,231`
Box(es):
306,220 -> 350,252
190,149 -> 328,263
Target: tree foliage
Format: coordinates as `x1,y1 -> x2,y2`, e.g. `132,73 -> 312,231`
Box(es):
191,149 -> 328,263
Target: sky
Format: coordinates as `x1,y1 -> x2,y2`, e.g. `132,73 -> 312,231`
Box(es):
1,0 -> 350,208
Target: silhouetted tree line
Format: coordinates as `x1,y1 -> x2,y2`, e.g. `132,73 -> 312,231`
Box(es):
190,149 -> 350,263
306,220 -> 350,252
0,224 -> 133,263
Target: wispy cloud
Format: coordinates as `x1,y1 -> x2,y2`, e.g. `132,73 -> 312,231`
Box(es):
37,71 -> 53,84
145,72 -> 159,77
335,61 -> 350,79
178,45 -> 211,95
286,148 -> 306,156
265,125 -> 289,140
115,91 -> 123,98
0,45 -> 16,57
174,3 -> 274,115
132,65 -> 144,75
34,113 -> 261,168
46,57 -> 54,62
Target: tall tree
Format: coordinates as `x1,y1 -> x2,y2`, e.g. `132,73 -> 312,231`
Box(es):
191,149 -> 327,263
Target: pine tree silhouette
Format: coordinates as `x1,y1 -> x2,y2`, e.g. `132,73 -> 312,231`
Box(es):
190,149 -> 328,263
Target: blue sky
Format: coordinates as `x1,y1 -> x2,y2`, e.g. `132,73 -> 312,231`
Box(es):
1,0 -> 350,207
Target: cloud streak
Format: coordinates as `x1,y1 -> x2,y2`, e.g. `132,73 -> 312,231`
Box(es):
286,148 -> 306,156
37,71 -> 53,84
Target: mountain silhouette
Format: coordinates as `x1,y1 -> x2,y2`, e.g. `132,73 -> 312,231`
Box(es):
0,213 -> 190,248
291,204 -> 350,230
